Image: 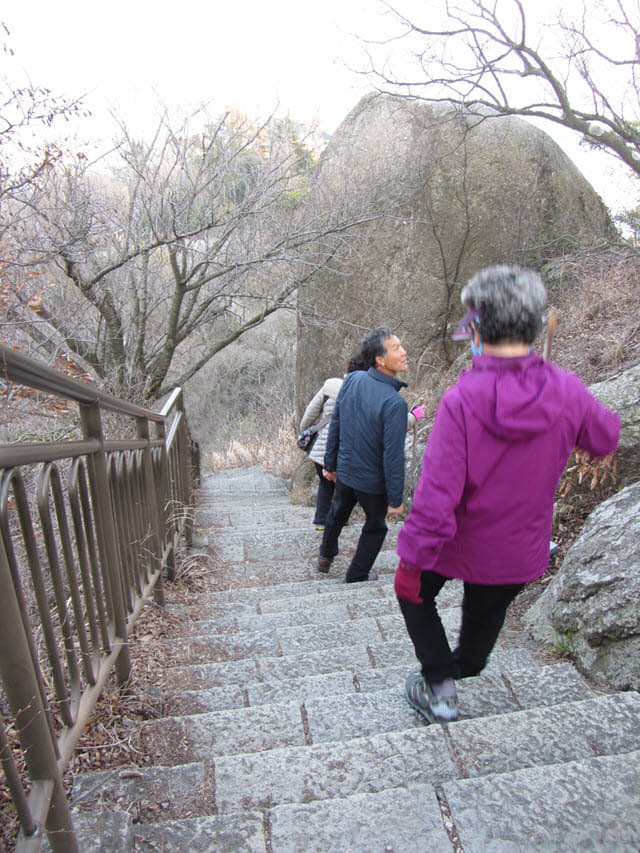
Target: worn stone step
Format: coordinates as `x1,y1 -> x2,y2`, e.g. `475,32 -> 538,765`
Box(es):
150,626 -> 539,694
136,785 -> 451,853
138,663 -> 600,764
172,576 -> 464,634
78,745 -> 640,853
269,747 -> 640,852
441,749 -> 640,851
202,529 -> 400,581
164,649 -> 589,719
212,693 -> 640,813
73,693 -> 640,822
134,811 -> 266,853
43,810 -> 133,853
170,570 -> 404,613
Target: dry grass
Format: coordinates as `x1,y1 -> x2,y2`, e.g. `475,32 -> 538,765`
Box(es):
543,246 -> 640,382
209,419 -> 301,479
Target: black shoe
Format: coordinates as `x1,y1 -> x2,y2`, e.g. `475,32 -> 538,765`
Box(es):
317,556 -> 333,573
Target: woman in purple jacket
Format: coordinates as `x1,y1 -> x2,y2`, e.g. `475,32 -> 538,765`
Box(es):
395,265 -> 621,724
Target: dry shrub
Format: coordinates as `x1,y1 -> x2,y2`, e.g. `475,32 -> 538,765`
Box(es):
209,418 -> 300,479
543,246 -> 640,382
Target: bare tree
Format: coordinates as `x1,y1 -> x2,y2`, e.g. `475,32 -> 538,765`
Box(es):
0,23 -> 85,223
362,0 -> 640,178
3,107 -> 384,400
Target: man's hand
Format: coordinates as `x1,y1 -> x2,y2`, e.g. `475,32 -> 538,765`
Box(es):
323,469 -> 337,482
387,504 -> 404,515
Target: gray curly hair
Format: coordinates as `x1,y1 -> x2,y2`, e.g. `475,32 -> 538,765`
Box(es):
460,265 -> 547,345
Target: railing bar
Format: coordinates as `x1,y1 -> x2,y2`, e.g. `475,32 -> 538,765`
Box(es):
37,465 -> 81,726
103,439 -> 164,453
0,473 -> 60,751
109,455 -> 134,613
164,409 -> 183,450
69,461 -> 105,662
131,453 -> 146,595
0,343 -> 164,422
55,638 -> 125,768
15,780 -> 55,853
55,566 -> 162,769
159,387 -> 182,418
0,719 -> 38,838
10,471 -> 72,734
0,439 -> 100,469
76,465 -> 112,653
51,466 -> 97,688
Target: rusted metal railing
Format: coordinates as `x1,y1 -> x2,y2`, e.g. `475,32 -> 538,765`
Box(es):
0,344 -> 198,852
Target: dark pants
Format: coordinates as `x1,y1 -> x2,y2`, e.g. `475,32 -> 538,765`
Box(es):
397,570 -> 524,684
320,479 -> 388,582
313,462 -> 335,525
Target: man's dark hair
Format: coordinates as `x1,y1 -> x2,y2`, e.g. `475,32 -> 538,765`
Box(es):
359,327 -> 394,368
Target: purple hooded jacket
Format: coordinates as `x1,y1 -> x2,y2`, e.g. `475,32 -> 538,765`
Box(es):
395,353 -> 620,599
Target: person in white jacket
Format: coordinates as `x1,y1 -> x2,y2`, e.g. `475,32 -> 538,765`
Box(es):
300,376 -> 344,527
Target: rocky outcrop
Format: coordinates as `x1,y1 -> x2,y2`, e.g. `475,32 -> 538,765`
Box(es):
525,482 -> 640,690
297,94 -> 613,414
590,362 -> 640,485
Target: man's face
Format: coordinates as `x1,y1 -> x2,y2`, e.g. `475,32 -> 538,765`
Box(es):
376,334 -> 408,376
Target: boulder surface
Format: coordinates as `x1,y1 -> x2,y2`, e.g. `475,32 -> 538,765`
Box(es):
525,482 -> 640,690
297,94 -> 613,413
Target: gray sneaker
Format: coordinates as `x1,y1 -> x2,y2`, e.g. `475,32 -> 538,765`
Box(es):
404,672 -> 458,723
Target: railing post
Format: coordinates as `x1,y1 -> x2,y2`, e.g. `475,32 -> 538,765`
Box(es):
173,390 -> 196,547
79,401 -> 131,685
137,416 -> 165,606
0,540 -> 78,853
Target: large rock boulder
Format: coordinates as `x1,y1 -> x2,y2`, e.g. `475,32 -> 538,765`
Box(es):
297,94 -> 613,414
590,362 -> 640,486
525,482 -> 640,690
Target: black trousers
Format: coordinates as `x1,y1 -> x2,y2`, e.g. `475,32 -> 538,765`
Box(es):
397,570 -> 524,684
312,462 -> 335,525
320,479 -> 388,582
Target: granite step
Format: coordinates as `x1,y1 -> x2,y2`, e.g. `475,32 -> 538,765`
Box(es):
66,747 -> 640,852
211,692 -> 640,814
134,664 -> 599,764
71,693 -> 640,821
162,654 -> 592,718
144,630 -> 539,694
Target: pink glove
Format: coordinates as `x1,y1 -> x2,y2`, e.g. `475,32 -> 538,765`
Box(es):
411,404 -> 425,420
394,560 -> 423,604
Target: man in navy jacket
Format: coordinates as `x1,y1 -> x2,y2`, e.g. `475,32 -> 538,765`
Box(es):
318,327 -> 409,582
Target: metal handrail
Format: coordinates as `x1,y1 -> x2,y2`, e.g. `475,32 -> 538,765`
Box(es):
0,343 -> 198,852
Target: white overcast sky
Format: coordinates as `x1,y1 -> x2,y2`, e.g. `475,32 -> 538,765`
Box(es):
2,0 -> 636,212
3,0 -> 375,133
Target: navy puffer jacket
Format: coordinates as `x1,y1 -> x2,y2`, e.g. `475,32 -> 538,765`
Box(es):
324,368 -> 408,507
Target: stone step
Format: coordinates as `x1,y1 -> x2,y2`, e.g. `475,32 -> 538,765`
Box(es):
165,660 -> 591,717
135,663 -> 599,764
171,570 -> 404,610
149,631 -> 539,694
70,693 -> 640,825
170,574 -> 464,631
67,747 -> 640,852
270,748 -> 640,852
212,692 -> 640,814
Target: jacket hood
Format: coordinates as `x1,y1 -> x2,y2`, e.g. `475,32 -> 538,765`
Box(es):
458,353 -> 566,440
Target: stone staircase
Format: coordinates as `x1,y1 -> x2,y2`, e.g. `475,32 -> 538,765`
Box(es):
67,467 -> 640,852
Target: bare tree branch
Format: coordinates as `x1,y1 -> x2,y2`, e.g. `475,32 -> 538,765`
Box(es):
363,0 -> 640,177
